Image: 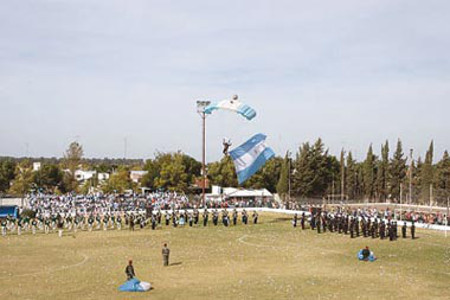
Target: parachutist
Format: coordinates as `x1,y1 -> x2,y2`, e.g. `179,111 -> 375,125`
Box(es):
223,139 -> 232,156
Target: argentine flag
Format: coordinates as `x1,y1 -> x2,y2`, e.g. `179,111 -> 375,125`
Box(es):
229,134 -> 275,184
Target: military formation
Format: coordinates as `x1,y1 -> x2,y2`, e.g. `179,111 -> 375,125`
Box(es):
292,208 -> 417,240
0,208 -> 260,237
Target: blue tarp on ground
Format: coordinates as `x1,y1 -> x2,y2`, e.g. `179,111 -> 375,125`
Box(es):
0,206 -> 18,218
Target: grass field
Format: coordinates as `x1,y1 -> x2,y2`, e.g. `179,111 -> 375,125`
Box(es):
1,213 -> 449,300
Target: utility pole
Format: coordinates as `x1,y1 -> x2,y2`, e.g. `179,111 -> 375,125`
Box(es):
400,183 -> 403,220
288,151 -> 291,202
197,101 -> 211,208
409,149 -> 413,205
341,150 -> 345,202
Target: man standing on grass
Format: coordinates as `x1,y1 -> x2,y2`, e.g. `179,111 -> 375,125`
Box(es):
162,243 -> 170,266
402,222 -> 407,238
125,260 -> 135,280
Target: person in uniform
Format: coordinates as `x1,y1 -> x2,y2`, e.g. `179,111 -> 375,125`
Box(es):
203,209 -> 209,227
125,260 -> 136,280
188,212 -> 193,227
88,215 -> 94,232
349,217 -> 355,238
157,210 -> 162,225
300,213 -> 305,230
165,212 -> 171,226
129,215 -> 135,231
44,217 -> 51,234
1,218 -> 7,236
232,209 -> 238,226
162,243 -> 170,267
316,213 -> 321,233
31,218 -> 38,235
252,211 -> 258,224
411,220 -> 416,239
379,221 -> 386,240
388,222 -> 394,241
242,210 -> 248,225
151,214 -> 157,230
57,216 -> 64,238
193,209 -> 199,225
212,209 -> 219,226
292,213 -> 298,228
222,210 -> 229,227
117,215 -> 122,230
402,222 -> 407,238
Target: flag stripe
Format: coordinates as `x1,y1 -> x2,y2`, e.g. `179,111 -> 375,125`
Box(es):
229,134 -> 267,160
236,147 -> 275,184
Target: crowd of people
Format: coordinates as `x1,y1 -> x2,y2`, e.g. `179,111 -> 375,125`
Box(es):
0,192 -> 448,237
292,206 -> 417,240
1,202 -> 260,237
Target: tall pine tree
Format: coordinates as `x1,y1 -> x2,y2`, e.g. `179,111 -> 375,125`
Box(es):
375,141 -> 389,202
346,151 -> 356,200
363,145 -> 377,201
389,139 -> 407,202
276,152 -> 290,200
421,141 -> 434,204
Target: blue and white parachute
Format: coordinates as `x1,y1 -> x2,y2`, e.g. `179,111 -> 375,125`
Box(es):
119,278 -> 151,292
204,97 -> 256,120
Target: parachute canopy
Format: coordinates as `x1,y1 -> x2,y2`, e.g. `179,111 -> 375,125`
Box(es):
119,278 -> 151,292
204,98 -> 256,120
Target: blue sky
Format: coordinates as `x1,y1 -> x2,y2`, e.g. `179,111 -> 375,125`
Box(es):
0,0 -> 449,162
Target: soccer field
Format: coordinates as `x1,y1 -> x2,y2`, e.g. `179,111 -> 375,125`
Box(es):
1,213 -> 449,300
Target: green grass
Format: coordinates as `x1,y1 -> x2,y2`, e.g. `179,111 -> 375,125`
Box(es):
0,213 -> 449,300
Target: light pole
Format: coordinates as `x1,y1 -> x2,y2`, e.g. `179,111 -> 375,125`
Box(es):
409,149 -> 413,205
197,100 -> 211,208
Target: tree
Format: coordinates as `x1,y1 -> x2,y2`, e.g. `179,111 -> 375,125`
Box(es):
208,156 -> 238,188
389,139 -> 406,202
292,139 -> 335,198
62,141 -> 84,192
102,166 -> 132,193
276,152 -> 290,199
346,151 -> 356,200
33,164 -> 64,193
8,160 -> 34,197
421,141 -> 434,204
243,156 -> 282,192
434,150 -> 449,204
363,145 -> 377,201
0,159 -> 16,193
154,152 -> 189,192
375,141 -> 389,202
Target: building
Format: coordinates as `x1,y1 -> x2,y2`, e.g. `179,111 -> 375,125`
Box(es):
206,185 -> 273,202
130,171 -> 148,183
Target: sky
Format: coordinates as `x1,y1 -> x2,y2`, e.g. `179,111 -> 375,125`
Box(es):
1,0 -> 449,163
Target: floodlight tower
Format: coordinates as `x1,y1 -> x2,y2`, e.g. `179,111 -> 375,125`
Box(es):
197,100 -> 211,207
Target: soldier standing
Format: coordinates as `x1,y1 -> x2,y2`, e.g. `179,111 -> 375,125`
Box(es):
292,214 -> 298,228
300,213 -> 305,230
31,218 -> 37,235
252,211 -> 258,224
379,221 -> 386,240
151,214 -> 157,230
1,218 -> 7,236
203,209 -> 209,227
232,209 -> 238,226
125,260 -> 135,280
193,209 -> 199,225
162,243 -> 170,267
188,212 -> 193,227
57,216 -> 64,238
212,209 -> 219,226
411,220 -> 416,239
165,212 -> 171,226
349,218 -> 354,238
402,222 -> 407,238
242,209 -> 248,225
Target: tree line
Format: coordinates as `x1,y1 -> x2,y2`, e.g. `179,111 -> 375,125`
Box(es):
0,139 -> 448,205
276,139 -> 449,205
